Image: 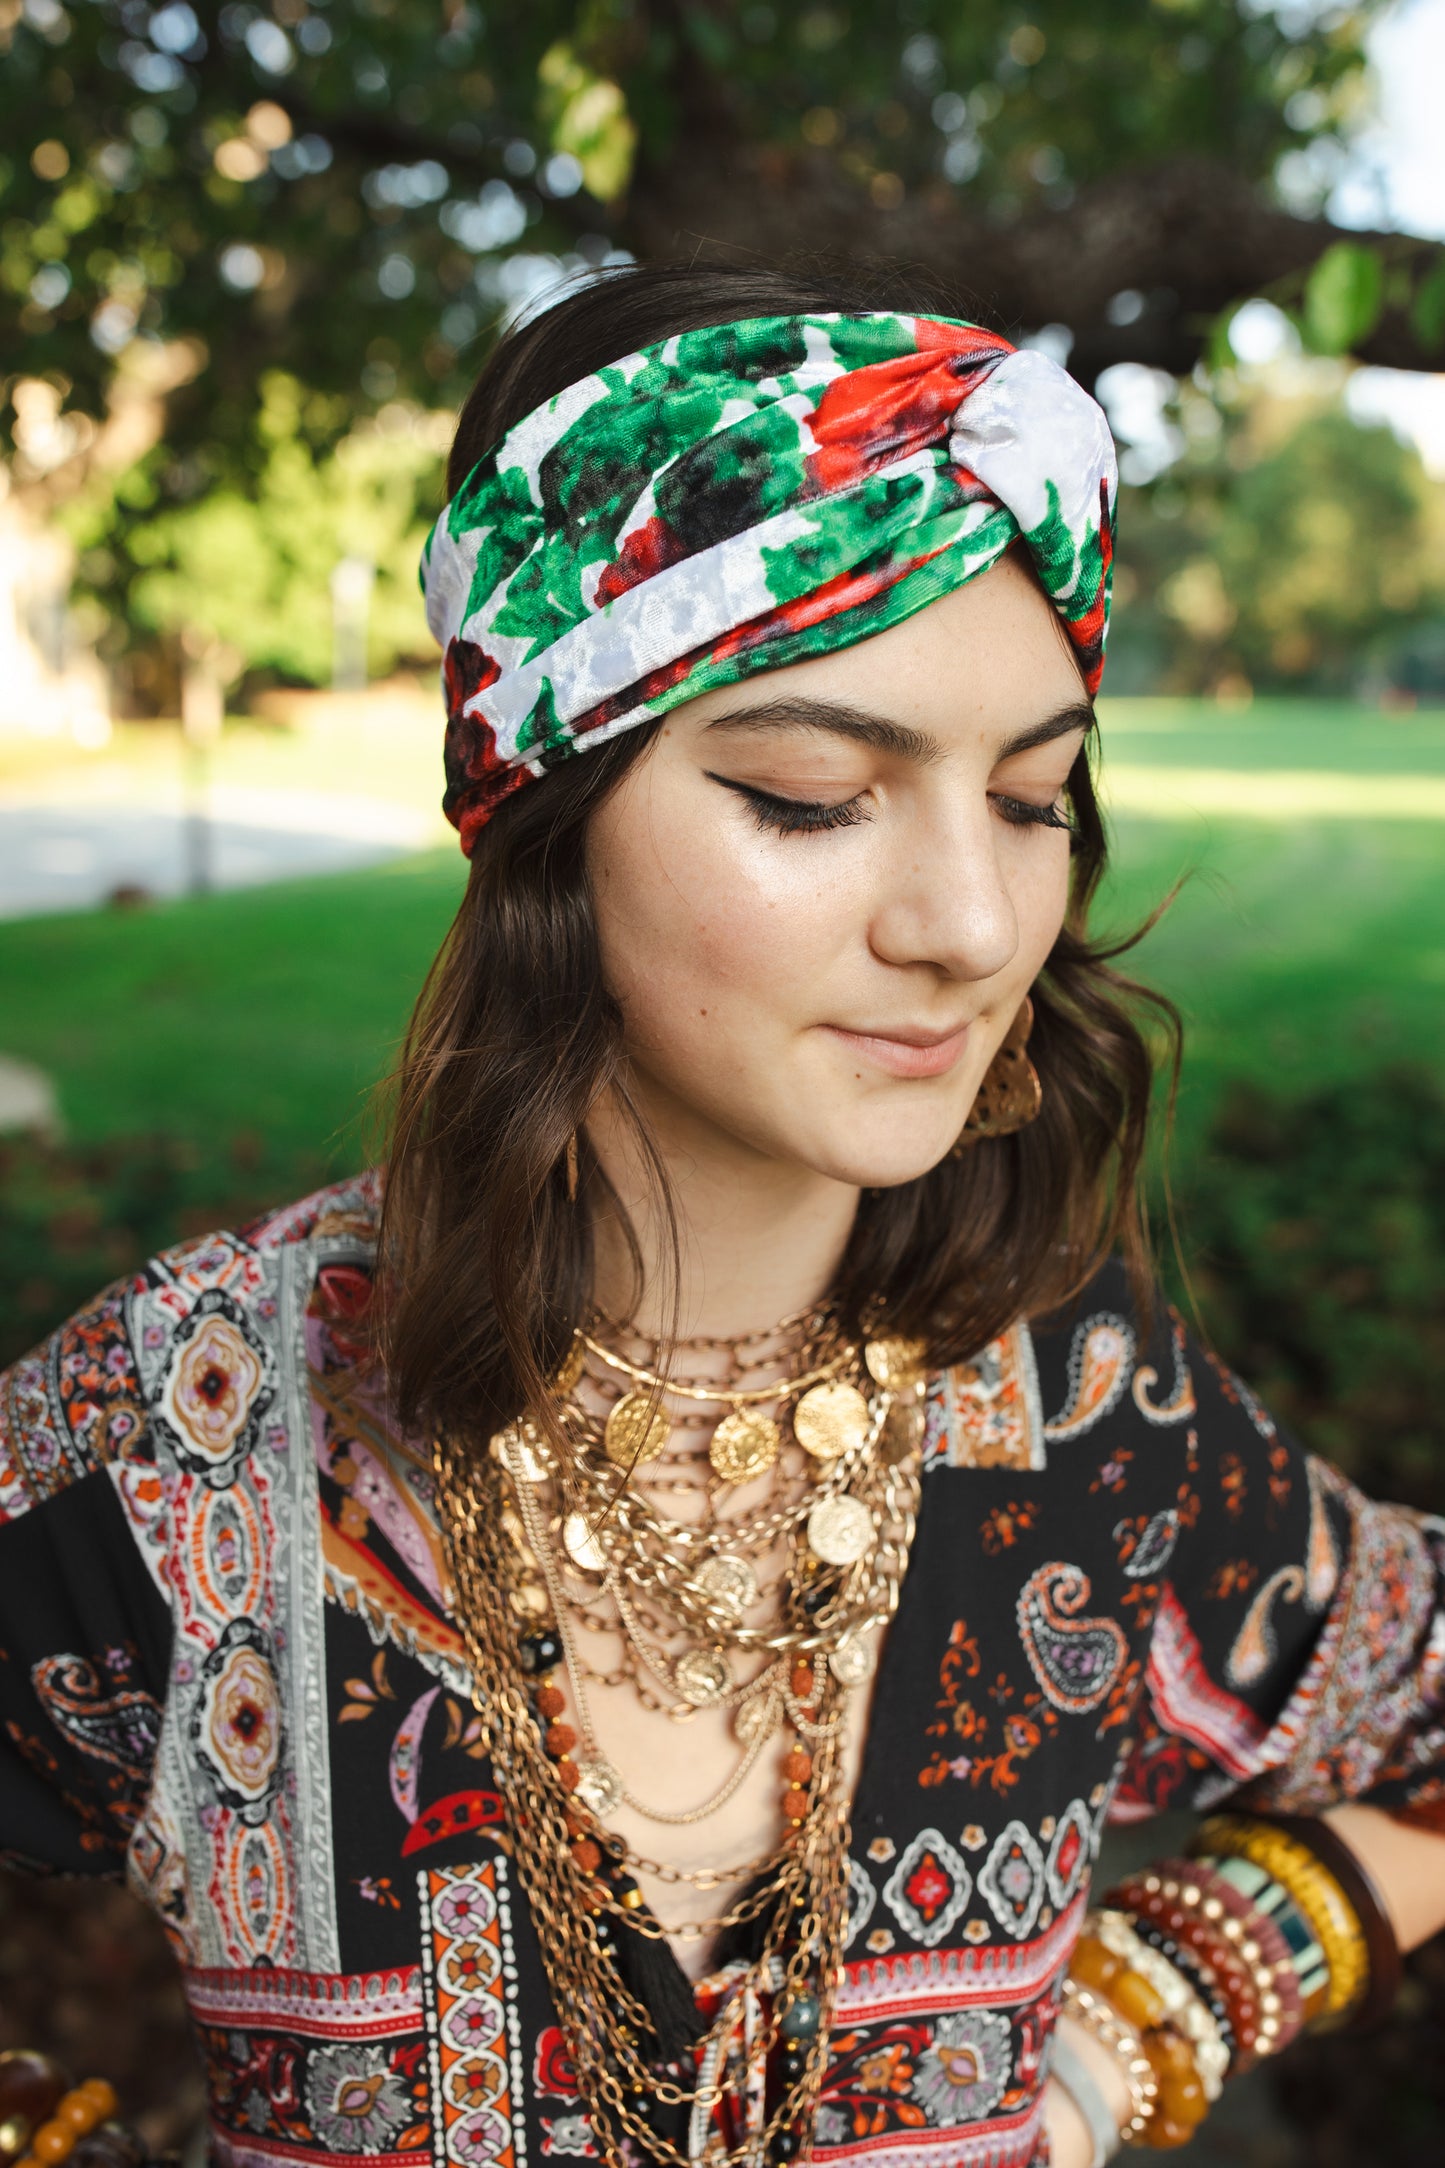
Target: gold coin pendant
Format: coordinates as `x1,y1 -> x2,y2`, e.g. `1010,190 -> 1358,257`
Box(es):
793,1380 -> 871,1461
829,1636 -> 876,1686
562,1511 -> 607,1573
734,1690 -> 779,1746
603,1389 -> 671,1469
807,1493 -> 875,1567
574,1758 -> 622,1815
864,1335 -> 928,1391
675,1647 -> 733,1706
709,1408 -> 781,1483
694,1553 -> 759,1618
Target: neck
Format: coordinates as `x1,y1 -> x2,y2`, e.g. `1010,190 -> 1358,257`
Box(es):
584,1074 -> 860,1342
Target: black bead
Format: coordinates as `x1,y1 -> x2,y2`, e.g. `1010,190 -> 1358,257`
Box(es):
779,1992 -> 821,2041
771,2132 -> 801,2162
519,1630 -> 562,1675
800,1581 -> 833,1616
780,2046 -> 808,2084
592,1913 -> 615,1947
612,1873 -> 640,1904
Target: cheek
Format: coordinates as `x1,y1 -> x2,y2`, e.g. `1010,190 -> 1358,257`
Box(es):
589,775 -> 852,1045
1009,833 -> 1072,978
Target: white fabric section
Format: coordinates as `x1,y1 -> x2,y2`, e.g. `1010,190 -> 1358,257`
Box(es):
948,347 -> 1117,576
495,371 -> 610,507
713,395 -> 761,432
453,557 -> 543,677
423,519 -> 487,647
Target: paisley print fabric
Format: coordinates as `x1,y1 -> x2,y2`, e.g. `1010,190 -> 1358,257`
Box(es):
421,314 -> 1118,850
3,1176 -> 1444,2168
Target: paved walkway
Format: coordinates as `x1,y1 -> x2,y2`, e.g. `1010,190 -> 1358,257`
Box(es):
0,791 -> 438,920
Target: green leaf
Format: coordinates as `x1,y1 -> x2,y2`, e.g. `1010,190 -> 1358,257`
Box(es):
1410,255 -> 1445,353
1302,241 -> 1384,355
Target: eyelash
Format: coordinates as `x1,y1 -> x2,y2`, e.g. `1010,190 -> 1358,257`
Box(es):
710,777 -> 1077,841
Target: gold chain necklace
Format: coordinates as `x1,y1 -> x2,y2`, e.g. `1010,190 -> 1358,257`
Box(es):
433,1315 -> 929,2167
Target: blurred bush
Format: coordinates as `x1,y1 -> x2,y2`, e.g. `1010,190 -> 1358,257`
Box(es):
0,1131 -> 327,1369
1110,379 -> 1445,698
0,1871 -> 202,2159
1171,1063 -> 1445,1505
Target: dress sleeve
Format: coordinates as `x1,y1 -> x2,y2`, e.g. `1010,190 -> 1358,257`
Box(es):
1110,1318 -> 1445,1832
0,1280 -> 173,1876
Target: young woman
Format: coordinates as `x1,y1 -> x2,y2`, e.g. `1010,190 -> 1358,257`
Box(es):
3,263 -> 1444,2168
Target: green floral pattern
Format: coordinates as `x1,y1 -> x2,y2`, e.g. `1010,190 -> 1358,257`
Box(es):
422,313 -> 1118,852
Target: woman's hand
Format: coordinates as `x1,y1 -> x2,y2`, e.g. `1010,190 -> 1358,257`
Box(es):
1043,2075 -> 1100,2168
1044,2011 -> 1133,2167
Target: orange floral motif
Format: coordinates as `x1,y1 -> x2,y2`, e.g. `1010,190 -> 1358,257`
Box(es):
340,1649 -> 395,1725
1205,1559 -> 1258,1601
980,1499 -> 1037,1554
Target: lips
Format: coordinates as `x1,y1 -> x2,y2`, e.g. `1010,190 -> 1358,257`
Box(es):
823,1021 -> 972,1080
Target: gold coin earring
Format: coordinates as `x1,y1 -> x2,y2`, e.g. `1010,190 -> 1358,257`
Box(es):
952,993 -> 1043,1154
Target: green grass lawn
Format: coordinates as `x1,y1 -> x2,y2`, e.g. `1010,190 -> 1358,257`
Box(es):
1,697 -> 1442,1191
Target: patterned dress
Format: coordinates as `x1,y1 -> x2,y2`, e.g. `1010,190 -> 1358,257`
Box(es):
3,1172 -> 1443,2168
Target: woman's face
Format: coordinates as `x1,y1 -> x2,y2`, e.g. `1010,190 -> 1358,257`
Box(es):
585,550 -> 1090,1191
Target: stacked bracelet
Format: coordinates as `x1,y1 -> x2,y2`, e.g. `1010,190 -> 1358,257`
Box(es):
1090,1911 -> 1230,2098
1248,1813 -> 1402,2030
1192,1816 -> 1371,2024
1106,1859 -> 1304,2071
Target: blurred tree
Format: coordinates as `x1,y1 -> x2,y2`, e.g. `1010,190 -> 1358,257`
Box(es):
1109,374 -> 1445,692
5,1 -> 1445,695
3,0 -> 1444,475
62,373 -> 446,693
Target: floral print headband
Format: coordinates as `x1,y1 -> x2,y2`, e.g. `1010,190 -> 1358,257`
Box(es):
422,312 -> 1118,854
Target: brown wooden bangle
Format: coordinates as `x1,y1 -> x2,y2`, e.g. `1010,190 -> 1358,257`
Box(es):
1253,1813 -> 1403,2031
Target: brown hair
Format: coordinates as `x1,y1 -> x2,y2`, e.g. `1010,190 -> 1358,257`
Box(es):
379,259 -> 1179,1453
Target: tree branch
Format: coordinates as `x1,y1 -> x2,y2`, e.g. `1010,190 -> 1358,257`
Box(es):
622,148 -> 1445,380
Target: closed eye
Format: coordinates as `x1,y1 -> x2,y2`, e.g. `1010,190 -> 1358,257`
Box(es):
991,793 -> 1077,837
705,774 -> 871,836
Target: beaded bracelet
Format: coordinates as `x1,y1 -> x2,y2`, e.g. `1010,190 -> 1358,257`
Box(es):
1089,1911 -> 1230,2098
1059,1983 -> 1159,2141
1068,1931 -> 1212,2148
1107,1861 -> 1304,2073
1202,1852 -> 1332,2016
0,2055 -> 126,2168
1193,1817 -> 1369,2023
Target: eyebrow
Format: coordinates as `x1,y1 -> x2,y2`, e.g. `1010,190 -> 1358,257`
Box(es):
700,694 -> 1095,764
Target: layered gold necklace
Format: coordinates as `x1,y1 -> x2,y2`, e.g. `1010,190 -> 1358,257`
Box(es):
434,1305 -> 928,2168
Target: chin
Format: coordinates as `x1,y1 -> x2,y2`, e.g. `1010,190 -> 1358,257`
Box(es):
798,1131 -> 962,1191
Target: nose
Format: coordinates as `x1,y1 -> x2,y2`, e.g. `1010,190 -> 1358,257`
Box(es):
866,794 -> 1020,985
